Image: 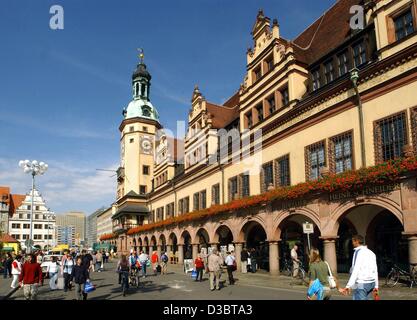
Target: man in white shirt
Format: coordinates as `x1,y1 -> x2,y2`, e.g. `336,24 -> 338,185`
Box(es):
340,235 -> 379,300
225,252 -> 236,285
138,251 -> 149,278
290,244 -> 300,277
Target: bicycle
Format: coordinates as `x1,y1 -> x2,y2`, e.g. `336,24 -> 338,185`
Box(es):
129,267 -> 139,287
280,259 -> 293,277
118,270 -> 129,296
385,263 -> 417,288
281,258 -> 308,286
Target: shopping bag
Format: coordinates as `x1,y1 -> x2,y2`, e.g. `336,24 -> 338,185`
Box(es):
191,270 -> 198,279
307,279 -> 323,300
146,259 -> 151,268
57,277 -> 65,290
84,281 -> 96,293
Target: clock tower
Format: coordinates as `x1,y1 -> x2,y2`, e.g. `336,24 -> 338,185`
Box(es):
117,51 -> 161,201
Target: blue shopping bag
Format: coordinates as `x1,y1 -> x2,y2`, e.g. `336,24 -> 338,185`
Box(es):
307,279 -> 323,300
84,281 -> 96,293
191,270 -> 198,279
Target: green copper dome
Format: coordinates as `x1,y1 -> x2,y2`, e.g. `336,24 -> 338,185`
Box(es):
123,99 -> 160,122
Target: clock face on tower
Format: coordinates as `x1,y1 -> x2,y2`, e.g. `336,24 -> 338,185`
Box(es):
140,135 -> 153,155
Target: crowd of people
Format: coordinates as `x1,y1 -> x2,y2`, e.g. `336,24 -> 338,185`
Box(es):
0,248 -> 112,300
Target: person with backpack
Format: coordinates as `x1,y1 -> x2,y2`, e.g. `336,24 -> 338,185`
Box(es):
160,252 -> 168,275
62,254 -> 75,292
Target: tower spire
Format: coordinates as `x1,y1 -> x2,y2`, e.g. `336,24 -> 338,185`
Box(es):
137,48 -> 145,64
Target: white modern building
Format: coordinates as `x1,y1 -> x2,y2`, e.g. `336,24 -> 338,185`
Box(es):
97,205 -> 116,242
8,188 -> 56,250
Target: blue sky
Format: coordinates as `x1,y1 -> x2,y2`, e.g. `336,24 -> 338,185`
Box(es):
0,0 -> 336,215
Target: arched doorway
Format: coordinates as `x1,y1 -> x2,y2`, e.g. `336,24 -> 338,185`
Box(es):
144,236 -> 149,253
215,225 -> 234,254
241,221 -> 268,271
150,236 -> 157,252
159,234 -> 167,253
195,228 -> 210,252
169,233 -> 178,254
278,215 -> 321,270
336,204 -> 406,275
132,238 -> 137,252
181,231 -> 192,260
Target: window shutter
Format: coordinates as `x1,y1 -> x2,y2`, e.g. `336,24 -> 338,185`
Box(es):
260,166 -> 265,193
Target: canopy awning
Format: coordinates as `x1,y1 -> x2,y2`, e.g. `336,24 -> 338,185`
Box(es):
112,203 -> 149,220
1,247 -> 14,251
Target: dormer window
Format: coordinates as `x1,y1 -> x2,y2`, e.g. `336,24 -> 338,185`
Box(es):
142,106 -> 151,117
324,59 -> 335,84
338,50 -> 349,76
312,68 -> 321,91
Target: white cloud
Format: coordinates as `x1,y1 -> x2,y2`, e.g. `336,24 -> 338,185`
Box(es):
0,157 -> 117,214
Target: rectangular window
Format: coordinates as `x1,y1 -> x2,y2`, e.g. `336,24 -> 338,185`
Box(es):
44,235 -> 48,240
143,126 -> 148,132
27,205 -> 31,211
178,199 -> 184,215
130,138 -> 134,143
312,68 -> 321,91
306,141 -> 326,180
184,197 -> 189,213
143,165 -> 150,175
281,88 -> 289,106
262,162 -> 274,192
324,59 -> 335,84
193,192 -> 200,211
23,234 -> 29,240
246,112 -> 253,128
253,66 -> 262,82
35,214 -> 39,219
374,113 -> 407,163
338,51 -> 349,77
212,184 -> 220,205
394,10 -> 415,41
241,174 -> 250,198
229,177 -> 239,201
353,41 -> 367,67
129,126 -> 134,132
256,104 -> 264,123
330,132 -> 353,174
19,214 -> 23,219
265,56 -> 274,72
200,190 -> 207,210
267,95 -> 276,114
277,155 -> 291,187
23,224 -> 30,229
139,185 -> 147,195
35,206 -> 40,211
14,234 -> 20,240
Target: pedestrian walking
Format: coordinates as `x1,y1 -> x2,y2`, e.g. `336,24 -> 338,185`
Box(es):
339,235 -> 379,300
307,248 -> 338,300
62,254 -> 75,292
240,248 -> 248,273
250,248 -> 257,273
151,251 -> 159,276
95,251 -> 103,272
194,254 -> 205,282
160,251 -> 169,275
116,255 -> 130,296
91,252 -> 97,272
225,252 -> 236,285
19,254 -> 43,300
81,250 -> 93,274
71,257 -> 90,300
47,256 -> 59,290
3,253 -> 13,279
291,244 -> 300,277
139,251 -> 149,278
105,251 -> 110,263
11,255 -> 22,289
208,248 -> 224,291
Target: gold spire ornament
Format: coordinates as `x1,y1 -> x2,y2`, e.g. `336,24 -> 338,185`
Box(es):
137,48 -> 145,64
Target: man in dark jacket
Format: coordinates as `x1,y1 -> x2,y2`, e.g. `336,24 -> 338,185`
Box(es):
71,257 -> 90,300
240,248 -> 249,273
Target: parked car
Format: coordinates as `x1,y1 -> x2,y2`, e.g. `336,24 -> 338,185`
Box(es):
40,255 -> 62,278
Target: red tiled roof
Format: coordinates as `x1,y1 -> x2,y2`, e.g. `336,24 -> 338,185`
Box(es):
206,91 -> 240,129
292,0 -> 362,64
10,194 -> 26,217
0,234 -> 19,243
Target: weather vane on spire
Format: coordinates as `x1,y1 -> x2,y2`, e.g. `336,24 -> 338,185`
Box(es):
137,48 -> 145,64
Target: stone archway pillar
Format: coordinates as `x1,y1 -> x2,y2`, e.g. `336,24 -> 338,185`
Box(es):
234,242 -> 243,273
321,236 -> 338,275
192,244 -> 199,261
178,244 -> 184,265
166,244 -> 171,255
404,234 -> 417,271
157,245 -> 162,259
269,241 -> 280,276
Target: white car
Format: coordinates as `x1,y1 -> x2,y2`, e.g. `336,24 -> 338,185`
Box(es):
41,255 -> 62,278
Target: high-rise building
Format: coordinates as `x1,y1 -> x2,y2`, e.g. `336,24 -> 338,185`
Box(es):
86,208 -> 104,247
56,211 -> 86,246
56,225 -> 75,246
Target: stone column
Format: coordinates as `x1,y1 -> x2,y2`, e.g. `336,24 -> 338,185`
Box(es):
234,243 -> 243,273
407,235 -> 417,271
269,241 -> 279,276
178,244 -> 184,265
157,245 -> 162,259
322,237 -> 338,275
192,244 -> 199,261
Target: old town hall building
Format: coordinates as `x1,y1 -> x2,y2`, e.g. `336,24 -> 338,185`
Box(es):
103,0 -> 417,276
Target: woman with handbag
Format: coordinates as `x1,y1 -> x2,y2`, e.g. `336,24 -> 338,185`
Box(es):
307,248 -> 338,300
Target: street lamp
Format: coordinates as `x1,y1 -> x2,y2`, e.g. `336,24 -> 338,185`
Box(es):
18,159 -> 48,254
350,68 -> 366,168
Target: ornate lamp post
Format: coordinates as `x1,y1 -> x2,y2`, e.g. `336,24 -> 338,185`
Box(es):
18,160 -> 48,253
350,68 -> 366,168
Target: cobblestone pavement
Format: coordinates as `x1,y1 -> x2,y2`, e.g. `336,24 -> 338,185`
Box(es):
1,261 -> 416,300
